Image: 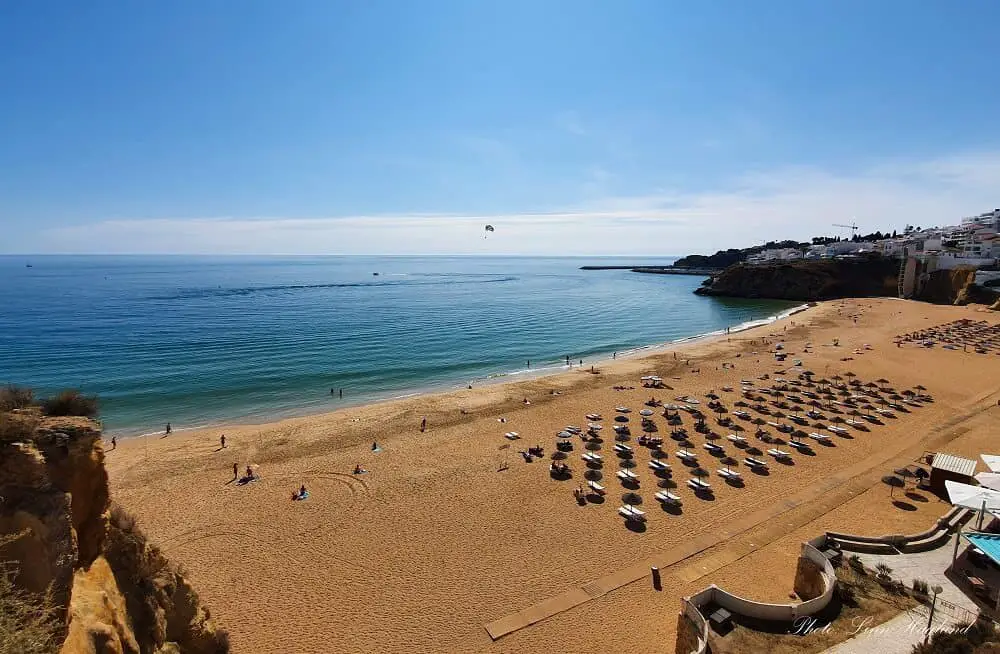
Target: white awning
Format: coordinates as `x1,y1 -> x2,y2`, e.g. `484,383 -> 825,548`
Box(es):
946,480 -> 1000,510
982,455 -> 1000,473
976,472 -> 1000,492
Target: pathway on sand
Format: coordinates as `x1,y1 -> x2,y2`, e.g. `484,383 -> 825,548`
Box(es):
485,392 -> 999,640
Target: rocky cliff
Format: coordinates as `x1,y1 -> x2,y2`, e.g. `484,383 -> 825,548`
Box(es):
0,413 -> 228,654
694,258 -> 899,301
694,258 -> 1000,306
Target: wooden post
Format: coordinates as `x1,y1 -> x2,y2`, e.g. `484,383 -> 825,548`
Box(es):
651,566 -> 662,591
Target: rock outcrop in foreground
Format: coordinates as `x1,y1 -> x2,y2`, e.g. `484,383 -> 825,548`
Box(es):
0,413 -> 228,654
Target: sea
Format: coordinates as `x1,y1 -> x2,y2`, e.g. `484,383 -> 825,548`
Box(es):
0,256 -> 799,436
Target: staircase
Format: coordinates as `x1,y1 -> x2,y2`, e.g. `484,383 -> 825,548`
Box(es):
897,257 -> 907,298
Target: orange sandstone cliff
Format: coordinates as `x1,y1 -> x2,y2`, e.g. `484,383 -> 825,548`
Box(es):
0,415 -> 228,654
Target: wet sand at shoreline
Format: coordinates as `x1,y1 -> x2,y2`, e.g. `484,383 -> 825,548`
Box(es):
105,298 -> 1000,654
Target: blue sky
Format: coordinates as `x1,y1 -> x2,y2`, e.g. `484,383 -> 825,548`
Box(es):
2,1 -> 999,255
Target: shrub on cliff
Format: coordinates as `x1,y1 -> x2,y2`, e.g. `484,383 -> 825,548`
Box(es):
0,385 -> 34,412
0,536 -> 62,654
39,390 -> 99,418
0,411 -> 39,444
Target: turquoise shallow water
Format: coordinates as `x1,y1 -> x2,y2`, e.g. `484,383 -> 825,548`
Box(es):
0,256 -> 797,435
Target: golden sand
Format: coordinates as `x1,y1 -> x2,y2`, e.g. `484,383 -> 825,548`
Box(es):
105,298 -> 1000,654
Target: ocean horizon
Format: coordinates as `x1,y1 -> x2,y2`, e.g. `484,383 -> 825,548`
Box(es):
0,255 -> 798,436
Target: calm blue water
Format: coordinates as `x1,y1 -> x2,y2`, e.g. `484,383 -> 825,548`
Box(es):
0,256 -> 797,435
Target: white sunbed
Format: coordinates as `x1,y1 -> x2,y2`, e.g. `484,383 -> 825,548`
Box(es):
733,410 -> 751,419
727,434 -> 747,444
587,480 -> 606,495
718,468 -> 742,480
744,457 -> 768,468
767,448 -> 791,459
648,460 -> 671,472
876,409 -> 895,417
703,443 -> 723,453
613,443 -> 633,454
582,452 -> 602,463
827,425 -> 848,435
687,478 -> 712,491
585,413 -> 602,421
788,439 -> 809,450
618,505 -> 646,520
676,450 -> 697,460
504,431 -> 520,440
616,469 -> 639,482
808,432 -> 831,443
655,491 -> 681,504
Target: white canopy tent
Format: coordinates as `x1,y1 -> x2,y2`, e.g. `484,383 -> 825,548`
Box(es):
982,455 -> 1000,473
975,472 -> 1000,492
946,480 -> 1000,530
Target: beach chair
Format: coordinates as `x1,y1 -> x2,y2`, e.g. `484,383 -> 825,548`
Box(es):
618,505 -> 646,521
504,431 -> 520,440
687,478 -> 711,491
587,480 -> 606,495
655,491 -> 681,505
767,448 -> 791,460
717,468 -> 741,480
616,469 -> 639,482
581,452 -> 602,464
648,460 -> 671,472
744,457 -> 767,469
703,443 -> 723,453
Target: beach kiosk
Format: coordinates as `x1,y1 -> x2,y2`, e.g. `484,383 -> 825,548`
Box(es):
930,453 -> 977,497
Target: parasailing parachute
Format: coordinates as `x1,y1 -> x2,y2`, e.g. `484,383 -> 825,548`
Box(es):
484,224 -> 495,239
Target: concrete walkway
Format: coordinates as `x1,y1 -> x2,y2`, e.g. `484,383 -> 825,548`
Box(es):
853,539 -> 980,618
823,603 -> 964,654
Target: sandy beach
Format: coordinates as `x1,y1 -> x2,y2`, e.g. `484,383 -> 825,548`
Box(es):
105,298 -> 1000,654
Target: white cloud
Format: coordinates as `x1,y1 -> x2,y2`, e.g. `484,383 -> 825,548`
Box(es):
22,150 -> 1000,255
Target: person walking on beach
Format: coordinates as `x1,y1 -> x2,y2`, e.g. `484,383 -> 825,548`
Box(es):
110,435 -> 116,450
233,462 -> 239,480
220,434 -> 226,449
339,388 -> 343,398
420,416 -> 427,432
526,360 -> 530,368
613,352 -> 616,359
165,422 -> 171,436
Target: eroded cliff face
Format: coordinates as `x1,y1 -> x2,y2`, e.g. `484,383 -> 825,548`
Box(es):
0,416 -> 227,654
694,258 -> 899,301
694,259 -> 1000,306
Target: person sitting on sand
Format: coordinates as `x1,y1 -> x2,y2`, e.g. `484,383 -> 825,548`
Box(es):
523,398 -> 530,405
353,463 -> 366,475
372,441 -> 378,451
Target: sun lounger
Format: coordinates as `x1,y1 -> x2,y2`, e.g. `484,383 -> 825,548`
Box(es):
618,505 -> 646,520
613,443 -> 633,454
648,460 -> 671,472
616,469 -> 639,482
788,439 -> 809,450
767,448 -> 791,459
717,468 -> 741,480
687,478 -> 711,490
727,434 -> 747,444
581,452 -> 602,463
504,431 -> 520,440
808,432 -> 831,443
703,442 -> 723,453
615,406 -> 631,413
733,410 -> 751,419
565,425 -> 582,434
586,413 -> 602,421
744,456 -> 767,468
676,449 -> 697,460
587,480 -> 606,494
655,491 -> 681,504
827,425 -> 848,435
